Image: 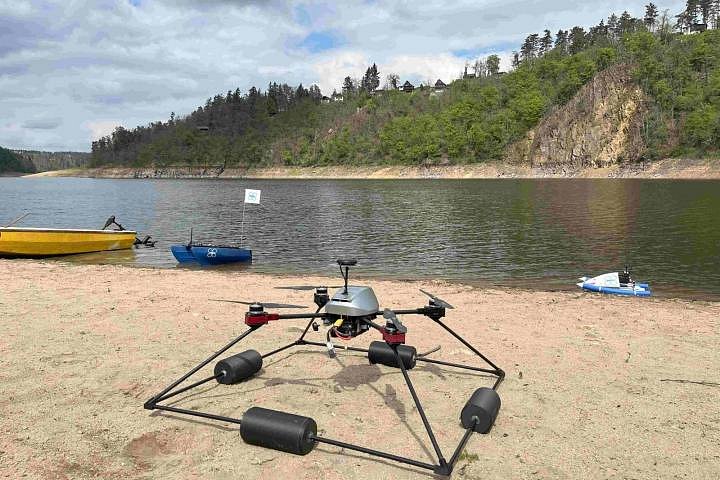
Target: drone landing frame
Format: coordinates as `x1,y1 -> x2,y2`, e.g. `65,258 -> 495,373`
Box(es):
144,310 -> 504,476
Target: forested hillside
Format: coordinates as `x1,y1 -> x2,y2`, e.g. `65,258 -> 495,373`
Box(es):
0,146 -> 34,173
91,2 -> 720,168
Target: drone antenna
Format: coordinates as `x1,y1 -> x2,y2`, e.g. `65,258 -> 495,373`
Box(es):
337,259 -> 357,294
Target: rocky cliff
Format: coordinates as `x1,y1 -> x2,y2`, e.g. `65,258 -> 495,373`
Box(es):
11,150 -> 91,172
508,64 -> 647,169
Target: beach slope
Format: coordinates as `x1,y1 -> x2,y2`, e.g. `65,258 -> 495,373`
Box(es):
0,260 -> 718,479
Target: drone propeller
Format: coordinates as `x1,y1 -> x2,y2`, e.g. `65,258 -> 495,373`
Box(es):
382,309 -> 407,334
419,289 -> 454,309
275,285 -> 342,291
209,299 -> 307,309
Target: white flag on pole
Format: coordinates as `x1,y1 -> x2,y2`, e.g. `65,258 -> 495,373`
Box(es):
244,189 -> 261,204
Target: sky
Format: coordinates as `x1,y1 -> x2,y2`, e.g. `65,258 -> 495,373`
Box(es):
0,0 -> 685,152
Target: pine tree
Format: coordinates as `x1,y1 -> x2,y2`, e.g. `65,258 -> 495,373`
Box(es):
342,76 -> 355,96
308,84 -> 322,102
520,33 -> 540,61
539,29 -> 553,55
296,83 -> 308,98
607,14 -> 619,40
588,20 -> 608,44
369,63 -> 380,91
554,30 -> 569,53
644,3 -> 659,30
568,26 -> 586,54
618,11 -> 635,34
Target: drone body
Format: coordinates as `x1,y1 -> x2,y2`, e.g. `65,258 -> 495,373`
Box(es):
324,285 -> 380,317
144,259 -> 504,476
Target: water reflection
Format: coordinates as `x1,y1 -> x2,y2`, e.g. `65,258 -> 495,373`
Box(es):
1,177 -> 718,300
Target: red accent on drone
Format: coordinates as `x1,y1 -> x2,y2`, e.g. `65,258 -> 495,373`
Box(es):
381,328 -> 405,344
245,312 -> 280,326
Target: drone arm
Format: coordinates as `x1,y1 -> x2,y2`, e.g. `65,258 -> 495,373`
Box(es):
376,306 -> 447,320
429,316 -> 504,383
359,317 -> 384,332
245,311 -> 328,327
275,312 -> 329,320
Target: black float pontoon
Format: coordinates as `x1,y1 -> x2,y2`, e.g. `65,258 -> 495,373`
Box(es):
144,259 -> 504,476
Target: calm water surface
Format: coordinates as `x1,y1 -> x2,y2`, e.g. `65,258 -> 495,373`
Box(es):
1,177 -> 719,300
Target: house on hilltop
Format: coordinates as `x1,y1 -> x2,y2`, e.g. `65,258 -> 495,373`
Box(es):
690,23 -> 708,34
401,80 -> 415,93
434,79 -> 447,92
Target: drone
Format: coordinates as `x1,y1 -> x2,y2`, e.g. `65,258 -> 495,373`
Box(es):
144,259 -> 504,476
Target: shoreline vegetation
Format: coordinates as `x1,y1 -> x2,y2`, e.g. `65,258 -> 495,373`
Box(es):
22,157 -> 720,179
1,260 -> 717,479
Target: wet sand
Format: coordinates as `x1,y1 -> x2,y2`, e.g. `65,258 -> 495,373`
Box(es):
0,260 -> 718,479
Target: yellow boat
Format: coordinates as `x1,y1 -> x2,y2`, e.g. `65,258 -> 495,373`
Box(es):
0,227 -> 137,257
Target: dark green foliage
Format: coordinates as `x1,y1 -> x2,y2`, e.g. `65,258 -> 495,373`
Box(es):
0,146 -> 33,173
361,64 -> 380,93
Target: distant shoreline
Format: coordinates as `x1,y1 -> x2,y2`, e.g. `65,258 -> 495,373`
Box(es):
20,157 -> 720,179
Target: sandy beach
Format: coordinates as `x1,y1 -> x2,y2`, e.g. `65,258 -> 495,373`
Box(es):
0,260 -> 718,479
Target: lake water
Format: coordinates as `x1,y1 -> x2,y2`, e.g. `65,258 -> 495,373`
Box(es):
1,177 -> 719,300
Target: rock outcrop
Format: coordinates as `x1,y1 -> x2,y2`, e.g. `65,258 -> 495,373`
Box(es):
508,64 -> 647,169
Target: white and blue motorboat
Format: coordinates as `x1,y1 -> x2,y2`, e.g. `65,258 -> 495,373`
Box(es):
577,269 -> 651,297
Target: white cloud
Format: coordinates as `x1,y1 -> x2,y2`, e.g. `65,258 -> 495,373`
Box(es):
85,120 -> 121,141
382,53 -> 466,86
312,51 -> 370,94
0,0 -> 687,151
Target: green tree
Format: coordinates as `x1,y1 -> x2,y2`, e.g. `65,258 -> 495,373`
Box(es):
486,55 -> 501,75
685,104 -> 720,147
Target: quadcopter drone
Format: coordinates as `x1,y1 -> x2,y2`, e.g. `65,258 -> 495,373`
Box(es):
144,259 -> 504,476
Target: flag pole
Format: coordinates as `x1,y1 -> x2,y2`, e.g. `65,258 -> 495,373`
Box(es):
240,201 -> 246,248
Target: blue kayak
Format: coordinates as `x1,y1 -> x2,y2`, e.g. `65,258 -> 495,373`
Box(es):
171,245 -> 197,263
191,246 -> 252,266
171,244 -> 252,266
